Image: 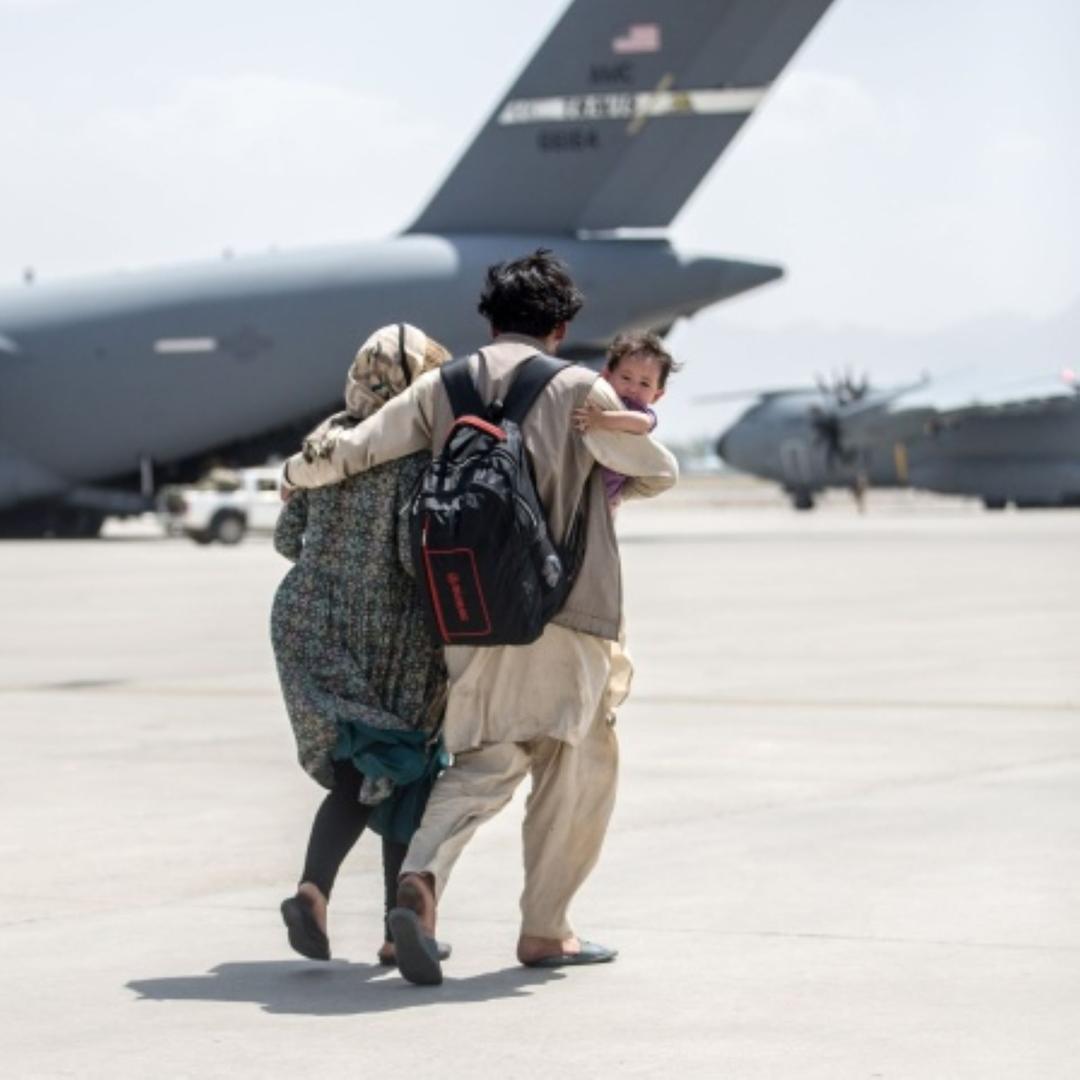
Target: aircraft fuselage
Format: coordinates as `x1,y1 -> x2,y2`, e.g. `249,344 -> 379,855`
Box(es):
718,391 -> 1080,507
0,233 -> 779,514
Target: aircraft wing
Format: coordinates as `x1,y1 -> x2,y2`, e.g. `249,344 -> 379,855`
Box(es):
830,369 -> 1079,449
885,368 -> 1079,418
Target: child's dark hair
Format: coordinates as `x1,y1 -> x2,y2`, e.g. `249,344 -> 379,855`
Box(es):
605,332 -> 681,388
477,248 -> 584,338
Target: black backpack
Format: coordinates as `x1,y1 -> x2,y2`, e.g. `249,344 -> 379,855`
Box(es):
408,352 -> 586,646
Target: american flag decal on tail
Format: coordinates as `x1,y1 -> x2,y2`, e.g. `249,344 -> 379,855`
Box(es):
612,23 -> 661,55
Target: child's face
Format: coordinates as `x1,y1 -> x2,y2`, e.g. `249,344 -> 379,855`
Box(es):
604,352 -> 666,408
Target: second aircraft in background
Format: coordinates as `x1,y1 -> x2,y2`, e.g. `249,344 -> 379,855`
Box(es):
712,368 -> 1080,510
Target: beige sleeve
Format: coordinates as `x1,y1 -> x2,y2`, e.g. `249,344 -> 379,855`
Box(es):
282,371 -> 439,490
581,377 -> 678,499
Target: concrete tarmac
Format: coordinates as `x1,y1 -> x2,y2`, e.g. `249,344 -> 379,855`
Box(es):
1,477 -> 1078,1079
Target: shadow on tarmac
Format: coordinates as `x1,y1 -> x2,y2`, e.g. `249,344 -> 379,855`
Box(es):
127,960 -> 565,1015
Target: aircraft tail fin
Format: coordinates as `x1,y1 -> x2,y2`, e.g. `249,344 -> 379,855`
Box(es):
408,0 -> 834,235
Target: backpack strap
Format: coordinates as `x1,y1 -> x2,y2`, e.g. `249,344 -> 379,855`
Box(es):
440,354 -> 487,419
501,354 -> 569,425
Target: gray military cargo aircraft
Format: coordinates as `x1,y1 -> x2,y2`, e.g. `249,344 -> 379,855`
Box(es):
713,367 -> 1080,509
0,0 -> 835,537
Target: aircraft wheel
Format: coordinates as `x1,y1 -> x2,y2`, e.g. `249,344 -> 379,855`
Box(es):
790,490 -> 815,511
0,504 -> 103,538
210,511 -> 246,545
60,510 -> 105,538
982,497 -> 1007,511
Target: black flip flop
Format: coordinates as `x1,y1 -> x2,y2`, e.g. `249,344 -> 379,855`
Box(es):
522,940 -> 618,968
280,895 -> 331,961
378,939 -> 452,967
387,906 -> 443,985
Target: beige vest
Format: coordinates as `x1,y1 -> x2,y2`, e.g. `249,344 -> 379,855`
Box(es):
428,336 -> 621,641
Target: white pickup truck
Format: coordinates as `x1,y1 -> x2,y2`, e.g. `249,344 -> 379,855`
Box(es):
156,466 -> 282,544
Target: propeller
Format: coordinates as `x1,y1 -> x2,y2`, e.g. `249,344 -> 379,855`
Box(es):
809,406 -> 855,467
813,366 -> 870,405
807,368 -> 873,467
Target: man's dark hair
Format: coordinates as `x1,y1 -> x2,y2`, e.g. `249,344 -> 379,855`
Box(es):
477,248 -> 584,339
605,331 -> 681,388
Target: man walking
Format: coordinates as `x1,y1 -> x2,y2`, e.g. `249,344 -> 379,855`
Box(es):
281,250 -> 677,983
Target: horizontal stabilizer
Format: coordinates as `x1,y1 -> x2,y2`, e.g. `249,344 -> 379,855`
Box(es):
409,0 -> 834,235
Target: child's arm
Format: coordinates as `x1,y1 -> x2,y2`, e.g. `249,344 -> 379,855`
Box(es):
572,400 -> 654,436
578,378 -> 677,503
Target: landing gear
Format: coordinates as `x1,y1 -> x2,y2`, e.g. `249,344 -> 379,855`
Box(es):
65,510 -> 105,538
982,497 -> 1007,511
851,472 -> 868,515
789,490 -> 815,511
0,504 -> 105,539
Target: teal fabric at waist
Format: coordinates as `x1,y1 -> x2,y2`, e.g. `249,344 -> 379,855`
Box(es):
332,721 -> 448,846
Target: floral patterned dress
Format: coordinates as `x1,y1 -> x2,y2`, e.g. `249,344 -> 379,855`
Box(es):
270,453 -> 446,795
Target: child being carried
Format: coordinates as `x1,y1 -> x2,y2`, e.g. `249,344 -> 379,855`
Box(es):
571,331 -> 680,508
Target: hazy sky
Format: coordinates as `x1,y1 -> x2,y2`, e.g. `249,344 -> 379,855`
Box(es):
2,0 -> 1077,416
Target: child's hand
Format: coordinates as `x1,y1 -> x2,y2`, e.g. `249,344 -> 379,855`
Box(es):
572,400 -> 603,433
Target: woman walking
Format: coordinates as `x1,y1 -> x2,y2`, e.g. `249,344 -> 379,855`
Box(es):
272,323 -> 450,965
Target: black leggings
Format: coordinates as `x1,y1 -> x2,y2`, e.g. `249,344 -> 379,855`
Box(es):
300,759 -> 407,940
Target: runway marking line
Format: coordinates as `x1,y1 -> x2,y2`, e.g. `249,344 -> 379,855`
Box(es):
0,683 -> 1076,714
633,694 -> 1079,714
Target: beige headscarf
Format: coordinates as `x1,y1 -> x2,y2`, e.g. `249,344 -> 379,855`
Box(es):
302,323 -> 450,462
